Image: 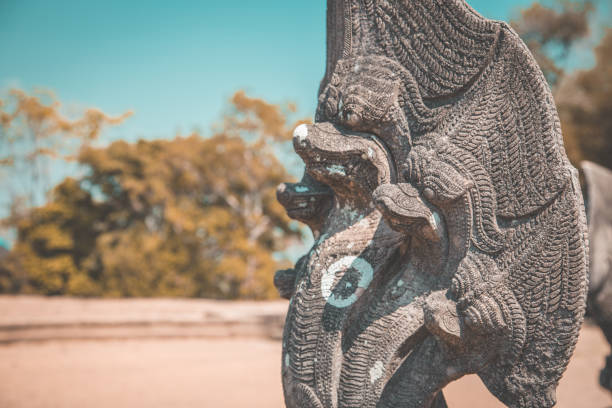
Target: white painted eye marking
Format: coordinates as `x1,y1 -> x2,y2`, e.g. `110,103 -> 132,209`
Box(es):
369,360 -> 384,384
293,124 -> 308,142
327,164 -> 346,176
321,256 -> 374,308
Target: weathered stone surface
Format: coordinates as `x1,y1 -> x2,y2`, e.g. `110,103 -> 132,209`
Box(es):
274,1 -> 589,407
582,161 -> 612,392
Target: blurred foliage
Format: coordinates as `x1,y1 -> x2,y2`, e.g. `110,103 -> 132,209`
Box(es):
1,91 -> 307,299
556,29 -> 612,168
513,0 -> 611,171
0,89 -> 131,211
512,1 -> 594,86
2,1 -> 610,298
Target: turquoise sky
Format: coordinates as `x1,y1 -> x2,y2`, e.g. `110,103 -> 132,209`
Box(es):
0,0 -> 608,250
2,0 -> 587,143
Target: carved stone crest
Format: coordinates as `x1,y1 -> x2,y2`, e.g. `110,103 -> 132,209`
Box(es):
275,1 -> 589,407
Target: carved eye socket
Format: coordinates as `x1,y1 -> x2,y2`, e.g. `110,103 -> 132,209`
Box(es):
341,108 -> 361,127
423,187 -> 436,201
345,111 -> 361,127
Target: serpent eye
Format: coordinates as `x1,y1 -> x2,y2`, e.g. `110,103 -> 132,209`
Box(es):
423,187 -> 436,201
345,110 -> 361,127
340,105 -> 363,128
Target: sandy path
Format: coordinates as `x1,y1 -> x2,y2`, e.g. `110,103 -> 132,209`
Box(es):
0,338 -> 284,408
0,296 -> 610,407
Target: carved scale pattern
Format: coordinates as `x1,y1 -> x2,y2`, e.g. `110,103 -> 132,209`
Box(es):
278,1 -> 589,407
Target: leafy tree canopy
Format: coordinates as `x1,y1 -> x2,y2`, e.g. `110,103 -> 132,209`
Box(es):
513,1 -> 611,171
1,91 -> 306,299
0,89 -> 131,210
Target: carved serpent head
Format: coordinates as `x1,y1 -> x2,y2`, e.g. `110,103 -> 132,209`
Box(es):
275,2 -> 588,407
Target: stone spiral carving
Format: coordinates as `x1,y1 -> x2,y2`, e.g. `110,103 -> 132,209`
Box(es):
275,1 -> 589,407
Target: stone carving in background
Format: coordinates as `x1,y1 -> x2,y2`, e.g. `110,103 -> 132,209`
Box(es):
274,1 -> 589,407
582,161 -> 612,392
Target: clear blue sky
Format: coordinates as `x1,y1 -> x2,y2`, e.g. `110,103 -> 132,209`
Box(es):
0,0 -> 609,250
1,0 -> 583,143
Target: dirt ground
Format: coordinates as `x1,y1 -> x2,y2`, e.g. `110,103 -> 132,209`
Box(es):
0,296 -> 610,408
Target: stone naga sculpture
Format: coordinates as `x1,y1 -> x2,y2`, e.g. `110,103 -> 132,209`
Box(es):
582,161 -> 612,392
274,1 -> 589,407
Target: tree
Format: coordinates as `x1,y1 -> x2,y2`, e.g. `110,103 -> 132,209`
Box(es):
555,29 -> 612,169
511,1 -> 594,87
0,89 -> 131,213
3,91 -> 307,299
513,1 -> 611,170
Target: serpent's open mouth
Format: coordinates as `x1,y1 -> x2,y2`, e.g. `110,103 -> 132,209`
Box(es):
281,121 -> 452,408
276,176 -> 333,226
282,194 -> 330,215
292,123 -> 396,196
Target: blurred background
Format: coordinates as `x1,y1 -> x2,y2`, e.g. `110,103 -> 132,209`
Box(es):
0,1 -> 610,407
